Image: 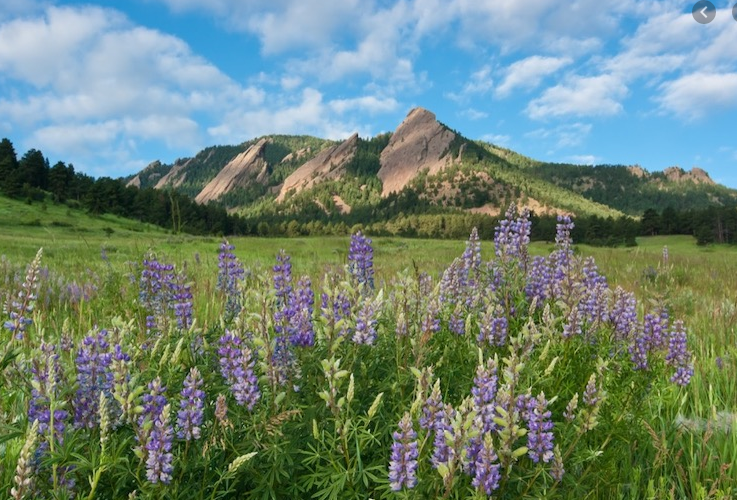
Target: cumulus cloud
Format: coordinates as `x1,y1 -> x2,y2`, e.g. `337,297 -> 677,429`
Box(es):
329,95 -> 399,115
526,75 -> 628,119
526,122 -> 592,149
447,66 -> 493,102
207,88 -> 373,145
0,5 -> 395,177
567,154 -> 600,165
495,56 -> 571,98
460,108 -> 489,120
657,72 -> 737,120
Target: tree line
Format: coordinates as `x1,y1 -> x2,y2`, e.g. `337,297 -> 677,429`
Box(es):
1,137 -> 735,245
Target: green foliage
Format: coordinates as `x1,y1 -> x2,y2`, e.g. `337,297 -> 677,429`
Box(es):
1,220 -> 732,499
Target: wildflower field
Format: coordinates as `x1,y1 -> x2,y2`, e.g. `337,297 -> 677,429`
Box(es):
1,207 -> 737,499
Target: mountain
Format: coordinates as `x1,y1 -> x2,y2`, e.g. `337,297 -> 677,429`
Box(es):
127,107 -> 737,219
377,107 -> 457,195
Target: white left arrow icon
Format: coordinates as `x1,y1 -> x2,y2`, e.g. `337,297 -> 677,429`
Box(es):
700,6 -> 708,17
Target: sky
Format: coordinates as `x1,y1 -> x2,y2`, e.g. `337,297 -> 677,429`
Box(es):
1,1 -> 737,187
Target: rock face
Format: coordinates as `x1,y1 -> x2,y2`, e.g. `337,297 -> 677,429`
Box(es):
195,138 -> 270,204
276,133 -> 359,202
627,165 -> 647,179
663,166 -> 715,185
126,160 -> 163,188
156,158 -> 192,189
378,107 -> 456,196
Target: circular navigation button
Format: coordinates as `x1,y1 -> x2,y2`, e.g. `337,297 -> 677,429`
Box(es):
692,1 -> 716,24
733,3 -> 737,22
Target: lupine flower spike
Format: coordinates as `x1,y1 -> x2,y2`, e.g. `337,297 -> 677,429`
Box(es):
389,412 -> 419,491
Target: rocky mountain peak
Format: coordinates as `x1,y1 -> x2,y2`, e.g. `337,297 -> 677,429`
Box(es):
377,107 -> 457,196
276,133 -> 359,202
195,137 -> 270,204
663,166 -> 715,186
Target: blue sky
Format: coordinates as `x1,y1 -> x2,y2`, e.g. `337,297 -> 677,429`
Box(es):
1,1 -> 737,187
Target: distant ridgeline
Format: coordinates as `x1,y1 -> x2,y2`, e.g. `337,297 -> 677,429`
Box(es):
2,110 -> 737,246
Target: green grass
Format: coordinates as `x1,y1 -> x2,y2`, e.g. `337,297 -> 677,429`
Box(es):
2,198 -> 737,497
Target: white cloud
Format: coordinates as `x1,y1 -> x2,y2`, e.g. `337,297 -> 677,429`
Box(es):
329,96 -> 399,115
657,72 -> 737,120
460,108 -> 489,120
280,76 -> 302,91
0,5 -> 396,177
450,0 -> 667,55
567,154 -> 600,165
207,88 -> 376,145
526,122 -> 592,149
495,56 -> 571,98
447,65 -> 493,102
526,75 -> 628,119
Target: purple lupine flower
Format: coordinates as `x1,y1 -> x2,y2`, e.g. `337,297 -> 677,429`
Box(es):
135,377 -> 167,467
348,231 -> 374,290
562,305 -> 582,339
139,256 -> 175,332
352,296 -> 379,345
140,377 -> 167,428
177,367 -> 205,441
420,381 -> 444,431
525,256 -> 553,303
320,288 -> 353,338
515,392 -> 533,422
581,258 -> 609,326
449,303 -> 466,336
388,412 -> 419,491
439,258 -> 467,306
662,246 -> 669,266
494,204 -> 531,265
472,357 -> 499,433
273,250 -> 293,303
554,215 -> 574,255
146,404 -> 174,484
478,305 -> 507,347
666,320 -> 693,386
170,270 -> 193,330
29,342 -> 68,446
431,405 -> 455,469
629,321 -> 650,370
217,239 -> 245,317
551,216 -> 575,297
630,307 -> 669,369
526,393 -> 555,463
583,374 -> 600,407
462,227 -> 482,295
471,434 -> 501,495
644,308 -> 669,351
289,276 -> 314,347
610,287 -> 638,342
74,330 -> 113,429
271,334 -> 298,388
4,248 -> 43,340
218,332 -> 261,409
271,251 -> 301,383
421,297 -> 441,335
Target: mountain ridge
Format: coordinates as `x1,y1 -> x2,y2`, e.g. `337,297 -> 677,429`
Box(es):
127,107 -> 737,218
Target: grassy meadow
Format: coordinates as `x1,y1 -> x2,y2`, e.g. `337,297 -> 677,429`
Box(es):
1,197 -> 736,499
